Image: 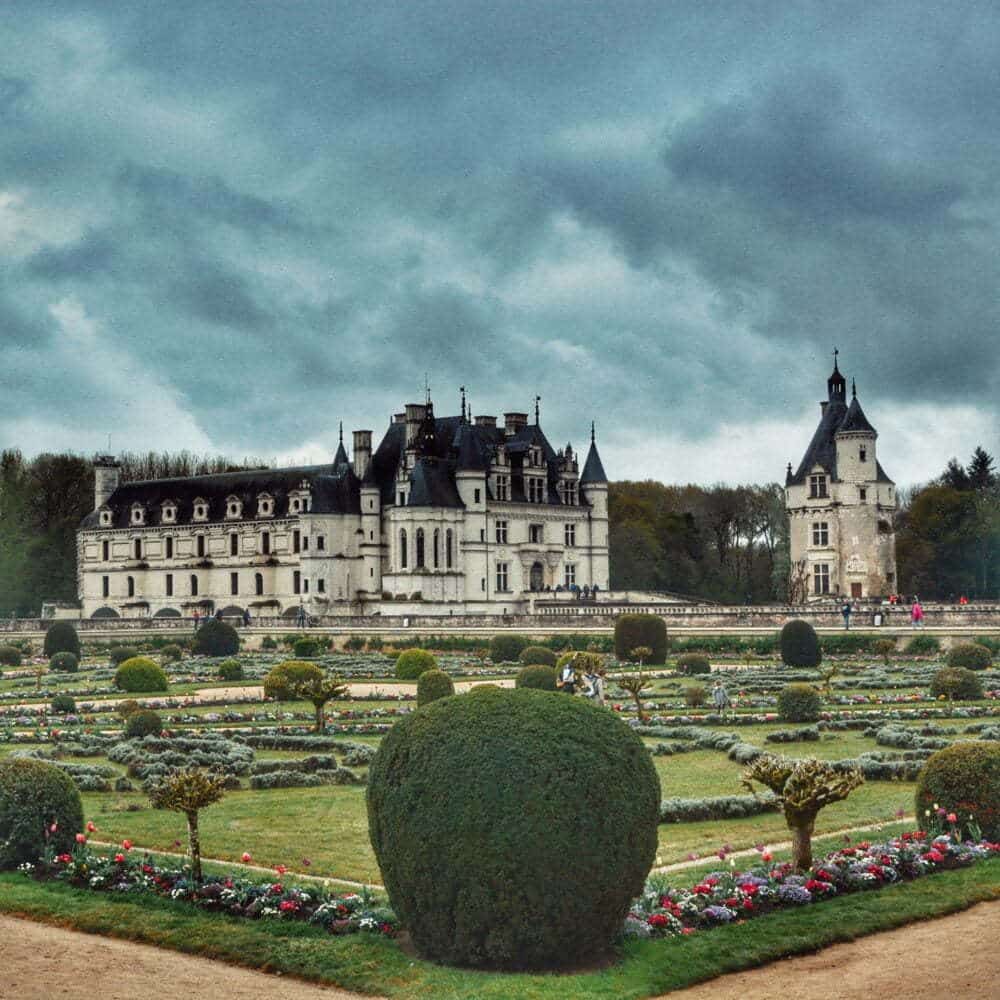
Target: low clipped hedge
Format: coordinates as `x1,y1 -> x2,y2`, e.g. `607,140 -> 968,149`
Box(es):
49,652 -> 79,673
124,710 -> 164,739
614,613 -> 667,665
395,648 -> 437,680
367,688 -> 659,970
217,659 -> 244,681
518,645 -> 557,667
930,666 -> 984,701
0,645 -> 22,667
114,657 -> 169,693
777,682 -> 822,722
488,634 -> 529,663
416,669 -> 454,707
50,694 -> 76,714
109,645 -> 140,666
515,664 -> 558,691
192,618 -> 240,657
676,653 -> 711,675
916,741 -> 1000,840
947,642 -> 992,671
43,621 -> 80,658
0,758 -> 84,868
780,619 -> 822,668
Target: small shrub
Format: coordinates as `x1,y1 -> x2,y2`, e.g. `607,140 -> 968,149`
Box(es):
906,634 -> 940,655
49,652 -> 79,674
217,659 -> 244,681
614,614 -> 667,665
947,642 -> 992,671
518,645 -> 557,667
43,621 -> 80,658
676,653 -> 711,675
873,638 -> 896,665
417,669 -> 455,707
344,636 -> 367,652
0,758 -> 84,868
160,644 -> 183,663
293,636 -> 320,658
395,648 -> 438,680
114,657 -> 169,693
780,620 -> 822,668
50,694 -> 76,714
116,699 -> 141,719
0,645 -> 22,667
109,645 -> 140,666
488,634 -> 529,663
930,666 -> 984,701
683,685 -> 707,708
124,710 -> 164,739
192,619 -> 240,657
515,664 -> 558,691
261,635 -> 278,650
915,741 -> 1000,840
777,682 -> 822,722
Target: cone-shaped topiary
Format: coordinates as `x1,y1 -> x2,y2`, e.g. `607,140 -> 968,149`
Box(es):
518,645 -> 557,667
395,648 -> 438,680
515,664 -> 558,690
614,614 -> 667,665
0,757 -> 84,868
49,652 -> 79,673
915,741 -> 1000,840
114,657 -> 168,692
946,643 -> 992,671
192,619 -> 240,657
780,619 -> 822,667
777,683 -> 822,722
367,688 -> 660,970
416,669 -> 455,706
43,621 -> 80,658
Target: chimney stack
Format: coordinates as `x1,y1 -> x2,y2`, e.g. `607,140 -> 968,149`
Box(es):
474,415 -> 497,428
404,403 -> 427,446
352,430 -> 372,479
94,455 -> 120,510
504,412 -> 528,436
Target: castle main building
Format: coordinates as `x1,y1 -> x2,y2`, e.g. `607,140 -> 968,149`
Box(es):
785,358 -> 897,601
77,398 -> 609,619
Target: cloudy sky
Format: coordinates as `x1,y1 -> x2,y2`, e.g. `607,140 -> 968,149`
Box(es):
2,2 -> 997,487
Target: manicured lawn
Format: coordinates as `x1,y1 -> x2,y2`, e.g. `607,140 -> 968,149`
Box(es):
2,859 -> 997,999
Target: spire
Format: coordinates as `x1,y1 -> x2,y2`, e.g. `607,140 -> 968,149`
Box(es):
852,378 -> 857,398
460,385 -> 467,423
827,348 -> 846,402
333,422 -> 349,470
581,423 -> 607,485
591,420 -> 596,444
535,395 -> 541,425
339,421 -> 343,444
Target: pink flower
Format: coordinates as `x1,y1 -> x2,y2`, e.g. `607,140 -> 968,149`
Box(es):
86,821 -> 96,833
947,813 -> 958,824
241,852 -> 252,863
50,822 -> 59,833
121,839 -> 133,851
75,833 -> 86,844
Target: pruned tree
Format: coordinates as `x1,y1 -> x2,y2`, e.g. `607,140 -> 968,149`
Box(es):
263,660 -> 347,733
617,656 -> 652,721
148,768 -> 227,883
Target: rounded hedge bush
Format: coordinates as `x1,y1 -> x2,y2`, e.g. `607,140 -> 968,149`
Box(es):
293,637 -> 320,658
49,651 -> 79,674
676,653 -> 711,675
263,660 -> 323,701
109,645 -> 140,666
367,688 -> 660,970
0,645 -> 22,667
915,741 -> 1000,840
780,619 -> 822,668
116,699 -> 141,719
930,666 -> 983,701
518,645 -> 557,667
50,694 -> 76,714
43,621 -> 80,658
217,658 -> 244,681
192,618 -> 240,657
114,657 -> 169,693
261,635 -> 278,650
395,648 -> 438,680
159,643 -> 183,663
683,685 -> 707,708
946,642 -> 992,671
488,634 -> 529,663
416,669 -> 455,707
0,758 -> 84,869
614,613 -> 667,665
515,664 -> 558,691
124,709 -> 164,739
777,682 -> 822,722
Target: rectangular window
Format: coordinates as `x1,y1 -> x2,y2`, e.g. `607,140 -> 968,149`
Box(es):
134,538 -> 142,560
102,540 -> 109,561
399,492 -> 405,507
495,520 -> 508,544
496,562 -> 509,592
165,537 -> 173,559
196,535 -> 206,558
293,530 -> 301,554
496,476 -> 509,501
261,531 -> 270,555
165,573 -> 173,597
293,570 -> 301,594
303,535 -> 309,551
316,535 -> 325,551
811,521 -> 829,546
230,533 -> 239,556
474,488 -> 481,503
859,447 -> 867,462
480,528 -> 485,542
317,578 -> 325,593
303,578 -> 309,593
813,563 -> 830,595
190,574 -> 199,596
529,524 -> 543,544
564,564 -> 576,588
102,575 -> 109,598
481,577 -> 486,592
127,576 -> 135,597
809,474 -> 828,499
564,523 -> 576,547
859,487 -> 867,502
230,571 -> 238,596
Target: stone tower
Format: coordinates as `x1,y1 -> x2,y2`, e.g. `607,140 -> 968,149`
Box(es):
785,357 -> 897,602
93,454 -> 121,510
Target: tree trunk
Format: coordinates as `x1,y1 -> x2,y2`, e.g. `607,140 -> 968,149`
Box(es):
633,693 -> 645,721
790,816 -> 815,871
314,701 -> 325,734
186,810 -> 202,884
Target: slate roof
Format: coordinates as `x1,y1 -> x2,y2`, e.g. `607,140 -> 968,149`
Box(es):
580,441 -> 608,484
838,396 -> 877,435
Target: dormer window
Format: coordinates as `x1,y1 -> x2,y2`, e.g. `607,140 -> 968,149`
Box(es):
257,493 -> 274,518
225,495 -> 242,520
808,474 -> 828,499
193,498 -> 209,522
161,501 -> 177,524
130,504 -> 146,526
99,508 -> 112,527
288,486 -> 312,515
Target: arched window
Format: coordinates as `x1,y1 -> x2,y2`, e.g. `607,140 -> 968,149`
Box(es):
433,529 -> 440,569
190,574 -> 199,596
400,529 -> 408,569
127,576 -> 135,597
255,573 -> 264,596
416,528 -> 425,568
446,529 -> 453,569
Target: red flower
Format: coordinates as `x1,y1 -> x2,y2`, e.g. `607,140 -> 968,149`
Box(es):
278,900 -> 299,913
947,813 -> 958,824
121,839 -> 133,851
681,927 -> 697,935
114,853 -> 125,863
75,833 -> 86,844
274,864 -> 288,875
742,899 -> 754,911
86,821 -> 96,833
647,913 -> 669,927
241,852 -> 252,863
761,852 -> 773,863
56,853 -> 72,864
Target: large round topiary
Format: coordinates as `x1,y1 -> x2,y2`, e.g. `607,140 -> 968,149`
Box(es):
614,614 -> 668,665
192,619 -> 240,657
367,688 -> 660,970
109,645 -> 140,666
0,645 -> 22,667
930,666 -> 984,701
515,664 -> 558,690
416,669 -> 455,706
50,694 -> 76,714
518,645 -> 557,667
915,741 -> 1000,840
777,682 -> 822,722
114,657 -> 169,693
676,653 -> 711,675
43,621 -> 80,658
780,619 -> 822,668
395,648 -> 438,680
49,651 -> 79,674
124,709 -> 164,739
946,642 -> 992,671
0,758 -> 84,869
293,636 -> 320,658
488,634 -> 529,663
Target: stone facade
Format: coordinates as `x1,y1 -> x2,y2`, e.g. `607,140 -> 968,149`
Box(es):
785,359 -> 897,602
77,399 -> 609,619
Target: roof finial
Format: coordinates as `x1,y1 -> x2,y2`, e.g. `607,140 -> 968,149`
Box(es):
833,347 -> 840,372
460,385 -> 466,422
852,377 -> 857,398
535,395 -> 541,425
591,420 -> 596,444
338,421 -> 343,444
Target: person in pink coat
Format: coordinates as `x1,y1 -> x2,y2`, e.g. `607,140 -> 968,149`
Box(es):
911,599 -> 924,628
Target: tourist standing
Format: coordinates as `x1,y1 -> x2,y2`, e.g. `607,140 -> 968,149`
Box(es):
193,609 -> 200,631
911,598 -> 924,629
557,659 -> 577,694
584,666 -> 605,705
712,679 -> 730,717
296,603 -> 307,628
243,608 -> 251,627
841,601 -> 852,630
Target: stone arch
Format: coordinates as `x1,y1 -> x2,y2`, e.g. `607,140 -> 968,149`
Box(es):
153,607 -> 181,619
91,606 -> 120,619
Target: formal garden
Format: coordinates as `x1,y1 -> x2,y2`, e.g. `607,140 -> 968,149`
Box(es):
1,615 -> 998,998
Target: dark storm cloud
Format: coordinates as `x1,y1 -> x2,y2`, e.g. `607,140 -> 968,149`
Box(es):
2,1 -> 999,480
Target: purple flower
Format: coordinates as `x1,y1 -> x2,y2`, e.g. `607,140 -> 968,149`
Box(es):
777,884 -> 812,904
702,905 -> 736,923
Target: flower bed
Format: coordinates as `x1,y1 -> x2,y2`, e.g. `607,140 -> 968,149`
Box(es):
626,832 -> 999,938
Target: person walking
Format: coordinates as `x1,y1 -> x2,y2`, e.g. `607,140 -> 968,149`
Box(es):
841,600 -> 852,630
583,666 -> 606,705
557,658 -> 577,694
242,608 -> 251,627
911,598 -> 924,629
296,603 -> 307,628
712,679 -> 730,717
